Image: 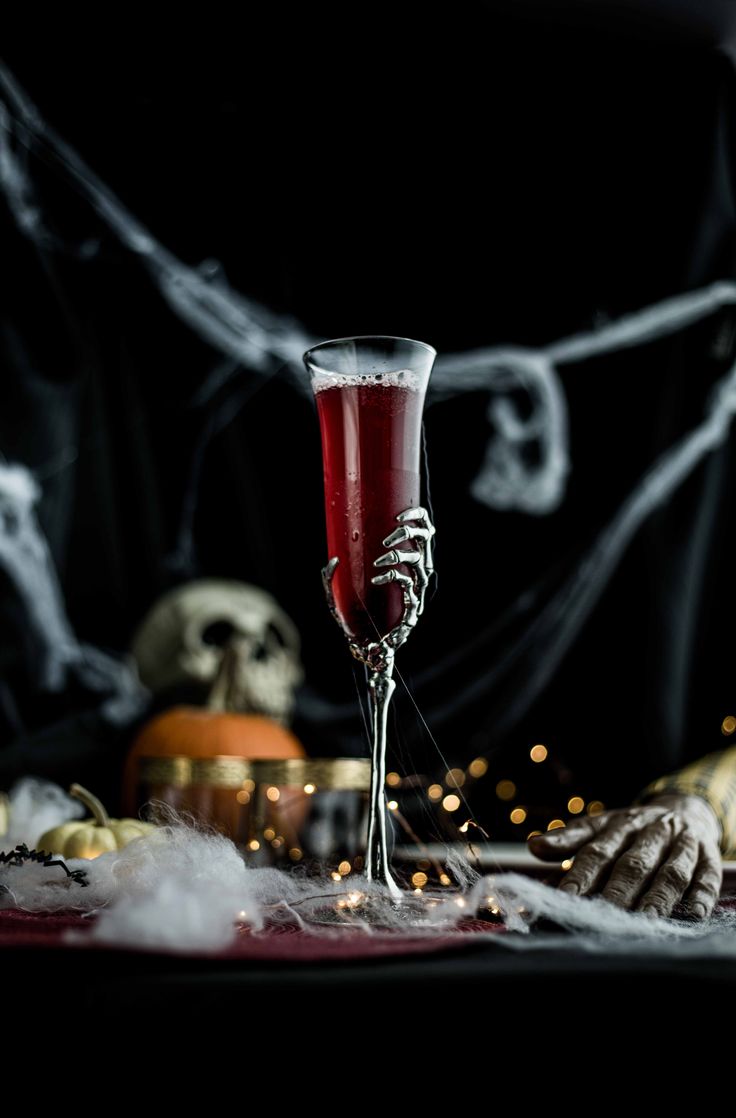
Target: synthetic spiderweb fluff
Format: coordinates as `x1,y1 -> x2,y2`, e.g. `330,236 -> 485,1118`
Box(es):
1,783 -> 735,957
3,60 -> 736,748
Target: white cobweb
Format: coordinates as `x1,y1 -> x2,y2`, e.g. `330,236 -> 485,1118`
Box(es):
2,64 -> 736,953
1,59 -> 736,731
2,780 -> 735,956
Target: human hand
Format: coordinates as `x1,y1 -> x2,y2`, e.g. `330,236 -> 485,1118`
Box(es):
527,793 -> 723,919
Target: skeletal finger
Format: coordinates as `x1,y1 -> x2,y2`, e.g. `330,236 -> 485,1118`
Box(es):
371,568 -> 419,625
374,549 -> 423,568
394,509 -> 436,611
321,557 -> 340,624
680,852 -> 723,920
322,557 -> 339,579
601,814 -> 680,910
414,555 -> 430,615
396,506 -> 430,524
383,525 -> 432,547
634,829 -> 700,917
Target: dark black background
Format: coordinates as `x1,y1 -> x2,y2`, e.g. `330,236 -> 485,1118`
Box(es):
2,2 -> 736,836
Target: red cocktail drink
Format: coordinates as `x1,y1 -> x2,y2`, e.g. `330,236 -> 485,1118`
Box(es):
314,374 -> 425,645
306,336 -> 436,900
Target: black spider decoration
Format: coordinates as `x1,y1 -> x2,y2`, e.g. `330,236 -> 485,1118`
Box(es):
0,843 -> 89,887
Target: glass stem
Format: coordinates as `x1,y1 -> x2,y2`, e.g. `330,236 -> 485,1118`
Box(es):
365,659 -> 402,899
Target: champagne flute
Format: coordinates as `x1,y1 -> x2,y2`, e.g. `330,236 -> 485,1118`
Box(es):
304,336 -> 436,898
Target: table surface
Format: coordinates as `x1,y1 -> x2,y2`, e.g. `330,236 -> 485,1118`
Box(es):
4,848 -> 736,1023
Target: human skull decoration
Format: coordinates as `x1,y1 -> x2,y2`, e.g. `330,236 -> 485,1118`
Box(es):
130,580 -> 303,725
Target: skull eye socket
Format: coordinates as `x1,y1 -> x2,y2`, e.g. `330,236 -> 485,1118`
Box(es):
0,505 -> 19,536
201,620 -> 236,646
266,622 -> 287,650
251,623 -> 288,663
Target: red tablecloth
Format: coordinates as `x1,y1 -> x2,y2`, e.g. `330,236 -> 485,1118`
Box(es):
0,908 -> 506,961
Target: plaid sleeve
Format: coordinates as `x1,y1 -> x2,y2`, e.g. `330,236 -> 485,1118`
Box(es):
633,746 -> 736,858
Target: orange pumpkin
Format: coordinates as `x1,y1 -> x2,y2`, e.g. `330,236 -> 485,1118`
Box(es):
123,643 -> 306,843
123,708 -> 305,812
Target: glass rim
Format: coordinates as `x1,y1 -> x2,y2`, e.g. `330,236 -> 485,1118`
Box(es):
303,334 -> 437,368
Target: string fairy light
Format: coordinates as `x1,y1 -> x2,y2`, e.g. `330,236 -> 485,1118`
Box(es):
496,780 -> 516,801
445,768 -> 466,788
459,819 -> 490,838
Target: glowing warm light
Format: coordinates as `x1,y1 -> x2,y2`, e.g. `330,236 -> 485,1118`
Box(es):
412,871 -> 428,888
386,772 -> 401,786
722,716 -> 736,735
289,847 -> 302,861
561,859 -> 573,870
272,837 -> 282,848
469,757 -> 488,778
348,892 -> 363,905
527,830 -> 542,839
530,744 -> 548,762
587,801 -> 605,816
440,874 -> 452,886
459,820 -> 470,833
446,768 -> 466,788
387,800 -> 399,811
414,888 -> 423,895
455,897 -> 467,908
567,796 -> 585,814
304,783 -> 316,795
547,819 -> 565,830
496,780 -> 516,801
243,778 -> 255,793
237,910 -> 248,920
266,786 -> 280,802
428,784 -> 444,802
331,872 -> 342,881
263,827 -> 275,841
338,860 -> 351,875
443,794 -> 461,812
248,840 -> 260,851
236,790 -> 251,805
510,807 -> 527,824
